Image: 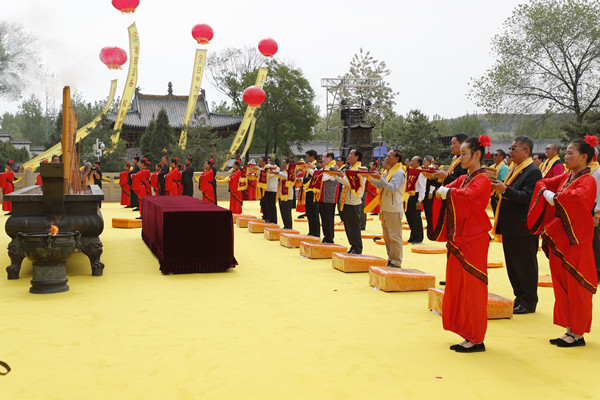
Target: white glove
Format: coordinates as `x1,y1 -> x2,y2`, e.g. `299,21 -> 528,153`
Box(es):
543,189 -> 555,206
437,186 -> 450,200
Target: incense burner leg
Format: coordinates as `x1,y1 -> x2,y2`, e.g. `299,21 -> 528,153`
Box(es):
6,238 -> 24,280
80,236 -> 104,276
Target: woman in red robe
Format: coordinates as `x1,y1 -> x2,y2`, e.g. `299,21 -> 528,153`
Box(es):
228,160 -> 243,214
150,163 -> 161,196
364,160 -> 380,215
199,160 -> 216,204
427,136 -> 492,353
2,160 -> 15,213
165,159 -> 181,196
526,137 -> 598,347
132,161 -> 152,217
119,162 -> 131,206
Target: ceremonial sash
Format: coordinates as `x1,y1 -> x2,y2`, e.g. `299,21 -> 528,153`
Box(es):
364,162 -> 403,213
286,163 -> 301,188
306,161 -> 336,201
277,179 -> 290,202
589,161 -> 599,173
447,156 -> 461,175
540,155 -> 560,178
339,161 -> 362,211
257,169 -> 268,199
492,157 -> 534,238
238,167 -> 248,191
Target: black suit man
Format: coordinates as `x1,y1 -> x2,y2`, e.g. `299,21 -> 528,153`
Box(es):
128,157 -> 140,209
492,136 -> 542,314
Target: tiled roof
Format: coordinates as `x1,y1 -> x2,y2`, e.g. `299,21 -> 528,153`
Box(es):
106,89 -> 242,130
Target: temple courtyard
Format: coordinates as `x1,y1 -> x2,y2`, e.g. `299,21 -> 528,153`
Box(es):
1,201 -> 598,399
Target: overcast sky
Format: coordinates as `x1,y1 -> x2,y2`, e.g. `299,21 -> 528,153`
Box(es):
1,0 -> 526,119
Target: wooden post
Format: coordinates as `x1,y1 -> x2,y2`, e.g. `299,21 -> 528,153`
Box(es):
62,87 -> 71,193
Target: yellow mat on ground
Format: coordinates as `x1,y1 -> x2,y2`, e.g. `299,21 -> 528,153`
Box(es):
1,201 -> 598,399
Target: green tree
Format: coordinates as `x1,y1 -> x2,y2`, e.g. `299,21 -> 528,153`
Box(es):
449,114 -> 485,137
139,108 -> 177,164
207,47 -> 263,114
384,110 -> 444,159
79,115 -> 127,172
207,49 -> 318,159
514,112 -> 563,139
249,60 -> 318,156
342,49 -> 397,127
0,21 -> 38,101
470,0 -> 600,124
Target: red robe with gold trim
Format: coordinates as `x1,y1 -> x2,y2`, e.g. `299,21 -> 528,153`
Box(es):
1,170 -> 15,212
119,170 -> 131,206
427,169 -> 491,343
165,169 -> 180,196
228,169 -> 243,214
200,169 -> 216,204
150,171 -> 159,196
526,169 -> 597,334
132,169 -> 151,214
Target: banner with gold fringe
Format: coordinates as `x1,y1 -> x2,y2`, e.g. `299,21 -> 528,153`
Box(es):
112,23 -> 140,142
220,68 -> 268,170
179,49 -> 207,149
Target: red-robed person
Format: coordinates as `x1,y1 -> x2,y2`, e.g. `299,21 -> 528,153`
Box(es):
132,160 -> 152,218
526,137 -> 598,347
364,160 -> 381,215
151,163 -> 161,196
165,159 -> 181,196
35,160 -> 49,185
119,162 -> 131,206
228,160 -> 243,214
244,160 -> 258,201
427,136 -> 492,353
1,160 -> 16,214
199,160 -> 216,204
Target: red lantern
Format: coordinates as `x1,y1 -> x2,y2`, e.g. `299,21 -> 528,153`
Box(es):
191,24 -> 214,45
99,47 -> 128,70
258,38 -> 278,57
243,86 -> 266,107
112,0 -> 140,14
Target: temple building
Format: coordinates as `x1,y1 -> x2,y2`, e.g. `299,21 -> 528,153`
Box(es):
106,83 -> 242,149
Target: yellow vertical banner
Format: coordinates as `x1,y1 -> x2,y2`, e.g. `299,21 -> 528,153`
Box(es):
220,67 -> 268,170
179,49 -> 207,149
22,79 -> 118,171
112,22 -> 140,142
240,117 -> 257,159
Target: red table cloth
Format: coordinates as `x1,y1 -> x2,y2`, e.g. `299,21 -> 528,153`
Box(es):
141,196 -> 237,273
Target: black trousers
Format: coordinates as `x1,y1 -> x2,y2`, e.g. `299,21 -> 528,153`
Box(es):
262,191 -> 277,224
490,195 -> 499,214
406,194 -> 423,243
130,190 -> 139,208
359,193 -> 367,230
305,191 -> 320,237
319,202 -> 336,243
503,235 -> 539,309
279,200 -> 293,229
593,225 -> 600,281
342,204 -> 362,253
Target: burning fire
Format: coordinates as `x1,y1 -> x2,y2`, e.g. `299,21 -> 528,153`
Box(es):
49,224 -> 59,236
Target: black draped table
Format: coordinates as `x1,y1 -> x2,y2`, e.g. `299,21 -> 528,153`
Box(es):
141,196 -> 237,273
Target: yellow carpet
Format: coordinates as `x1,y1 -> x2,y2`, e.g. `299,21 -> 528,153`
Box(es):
1,201 -> 599,399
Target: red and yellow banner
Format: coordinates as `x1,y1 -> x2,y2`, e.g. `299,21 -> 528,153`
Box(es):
179,49 -> 207,149
112,22 -> 140,142
220,68 -> 268,170
23,79 -> 118,171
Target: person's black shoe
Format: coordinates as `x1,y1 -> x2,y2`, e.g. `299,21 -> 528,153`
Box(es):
439,281 -> 446,286
135,216 -> 142,220
132,208 -> 140,211
125,206 -> 133,208
387,261 -> 401,268
449,344 -> 463,351
555,336 -> 586,347
454,343 -> 485,353
412,241 -> 423,245
513,304 -> 536,314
